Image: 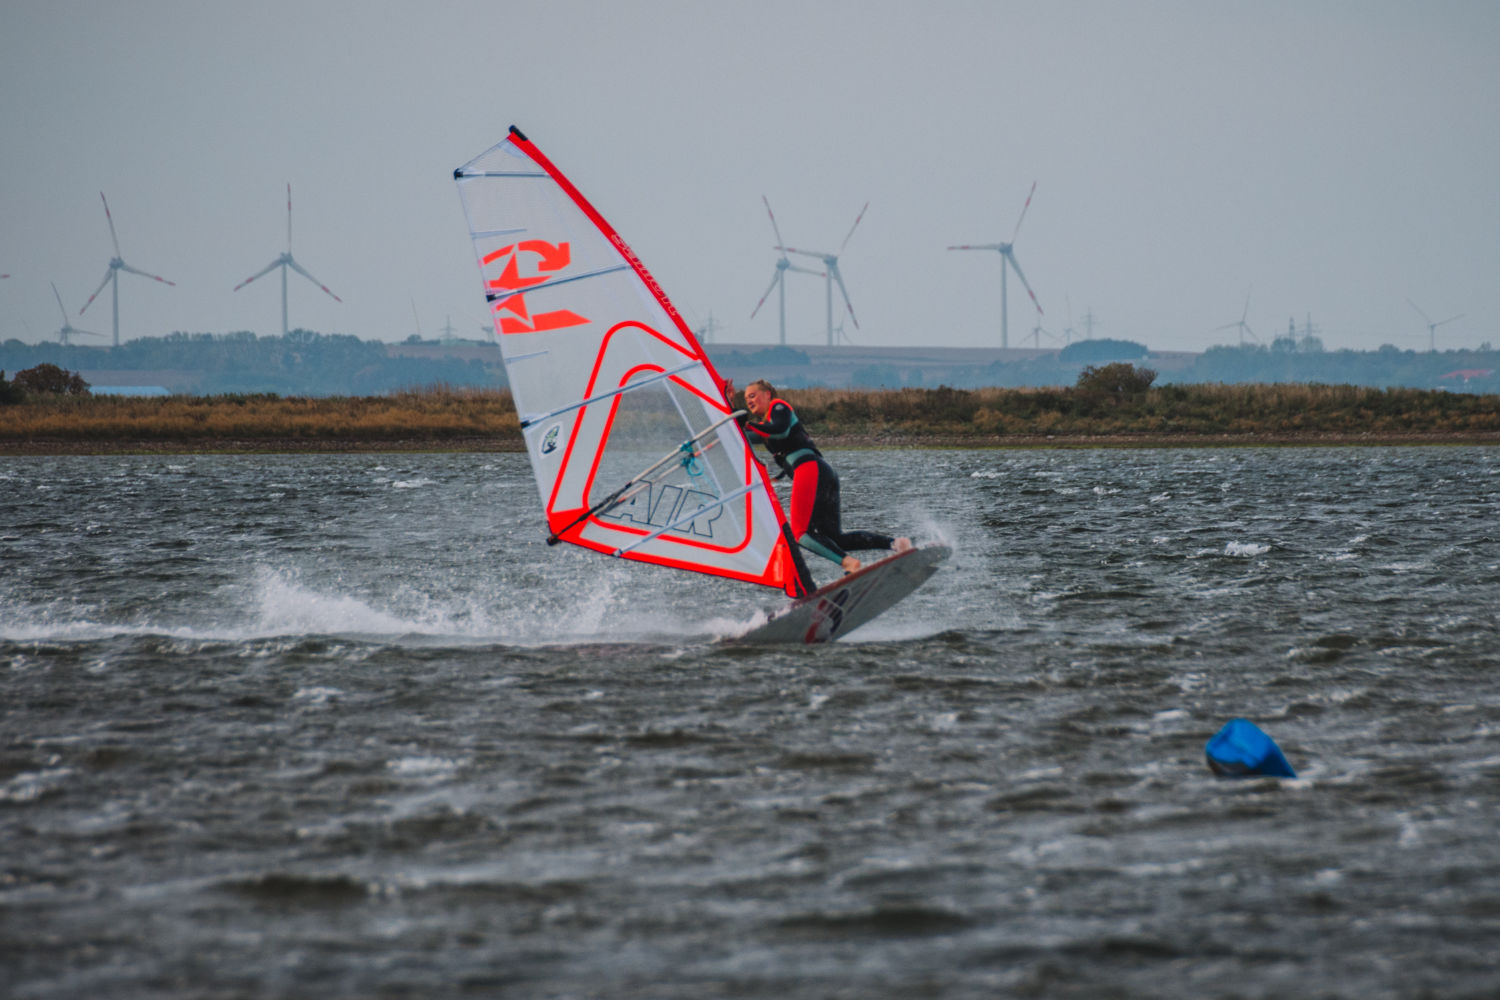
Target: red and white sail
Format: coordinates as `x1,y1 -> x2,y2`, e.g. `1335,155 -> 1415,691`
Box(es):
454,127 -> 804,595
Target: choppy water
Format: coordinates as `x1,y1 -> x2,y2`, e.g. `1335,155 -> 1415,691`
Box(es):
3,448 -> 1499,999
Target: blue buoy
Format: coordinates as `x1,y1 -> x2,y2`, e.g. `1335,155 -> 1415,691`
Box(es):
1205,719 -> 1296,778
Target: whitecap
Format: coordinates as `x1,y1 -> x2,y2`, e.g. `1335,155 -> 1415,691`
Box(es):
294,686 -> 344,706
1225,541 -> 1270,557
0,767 -> 73,803
388,756 -> 467,776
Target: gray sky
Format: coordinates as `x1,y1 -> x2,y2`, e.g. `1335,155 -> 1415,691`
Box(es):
2,0 -> 1496,354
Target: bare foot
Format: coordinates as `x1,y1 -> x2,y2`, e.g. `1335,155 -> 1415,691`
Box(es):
841,554 -> 862,574
893,537 -> 914,553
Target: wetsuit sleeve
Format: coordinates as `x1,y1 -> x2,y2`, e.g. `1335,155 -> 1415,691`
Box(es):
740,404 -> 795,477
749,402 -> 796,439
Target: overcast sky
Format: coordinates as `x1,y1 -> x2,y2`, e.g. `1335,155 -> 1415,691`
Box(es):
1,1 -> 1496,354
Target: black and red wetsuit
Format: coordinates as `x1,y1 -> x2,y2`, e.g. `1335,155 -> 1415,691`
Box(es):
740,398 -> 895,566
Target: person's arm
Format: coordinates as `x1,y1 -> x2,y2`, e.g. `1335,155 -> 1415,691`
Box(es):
747,401 -> 794,438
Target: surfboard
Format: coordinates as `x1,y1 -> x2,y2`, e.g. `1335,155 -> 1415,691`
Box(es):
731,544 -> 951,644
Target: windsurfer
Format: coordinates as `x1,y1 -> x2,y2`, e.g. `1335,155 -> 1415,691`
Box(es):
726,378 -> 913,574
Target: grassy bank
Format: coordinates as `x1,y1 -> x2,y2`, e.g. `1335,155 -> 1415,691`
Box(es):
3,384 -> 1499,454
0,389 -> 522,453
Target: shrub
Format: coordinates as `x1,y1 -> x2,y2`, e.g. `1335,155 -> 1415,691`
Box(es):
13,363 -> 90,396
0,371 -> 24,405
1076,362 -> 1157,395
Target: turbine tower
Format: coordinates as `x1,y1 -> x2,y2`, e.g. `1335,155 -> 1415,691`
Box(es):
234,184 -> 342,336
949,181 -> 1044,349
750,196 -> 824,346
1408,299 -> 1463,352
79,192 -> 176,347
1215,288 -> 1258,345
52,282 -> 105,345
777,201 -> 869,347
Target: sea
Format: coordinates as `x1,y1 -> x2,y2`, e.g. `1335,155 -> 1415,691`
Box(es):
2,447 -> 1498,999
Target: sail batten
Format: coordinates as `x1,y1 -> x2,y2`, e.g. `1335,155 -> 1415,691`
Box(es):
519,359 -> 702,428
613,484 -> 758,558
457,170 -> 549,179
455,128 -> 804,596
482,263 -> 632,303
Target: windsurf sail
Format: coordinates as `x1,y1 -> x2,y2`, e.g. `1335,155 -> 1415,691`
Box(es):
454,126 -> 808,596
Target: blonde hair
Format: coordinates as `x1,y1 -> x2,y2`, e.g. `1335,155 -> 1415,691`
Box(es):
747,378 -> 776,397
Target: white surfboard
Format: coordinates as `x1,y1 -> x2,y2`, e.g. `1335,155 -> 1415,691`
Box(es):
730,544 -> 951,644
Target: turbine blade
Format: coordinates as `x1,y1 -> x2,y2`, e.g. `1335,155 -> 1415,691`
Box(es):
1436,314 -> 1464,327
287,258 -> 342,302
116,261 -> 175,285
787,264 -> 826,277
830,264 -> 859,330
761,195 -> 786,248
775,246 -> 825,261
234,259 -> 283,291
286,183 -> 293,251
839,201 -> 869,253
79,268 -> 112,314
948,244 -> 1004,251
1010,181 -> 1036,244
750,269 -> 783,319
100,192 -> 122,256
1006,252 -> 1043,314
1407,298 -> 1432,325
51,281 -> 68,321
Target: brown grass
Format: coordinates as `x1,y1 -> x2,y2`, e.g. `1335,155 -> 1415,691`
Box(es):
0,388 -> 520,451
3,383 -> 1499,454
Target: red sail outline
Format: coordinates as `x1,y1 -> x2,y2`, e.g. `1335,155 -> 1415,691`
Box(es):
500,134 -> 801,594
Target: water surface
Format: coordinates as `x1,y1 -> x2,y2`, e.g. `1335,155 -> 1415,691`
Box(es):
3,448 -> 1498,998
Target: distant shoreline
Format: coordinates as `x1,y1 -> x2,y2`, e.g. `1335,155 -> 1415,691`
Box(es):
5,383 -> 1500,454
4,431 -> 1499,456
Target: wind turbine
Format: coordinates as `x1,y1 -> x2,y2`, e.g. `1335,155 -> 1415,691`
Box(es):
750,196 -> 824,346
1023,322 -> 1058,349
1215,288 -> 1258,345
52,280 -> 105,346
777,201 -> 869,347
233,183 -> 342,336
51,282 -> 105,346
79,192 -> 176,347
1408,299 -> 1463,352
949,181 -> 1044,349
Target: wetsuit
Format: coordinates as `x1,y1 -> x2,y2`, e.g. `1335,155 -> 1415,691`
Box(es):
741,399 -> 895,566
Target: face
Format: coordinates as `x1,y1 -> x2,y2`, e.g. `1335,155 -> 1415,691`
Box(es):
744,384 -> 771,418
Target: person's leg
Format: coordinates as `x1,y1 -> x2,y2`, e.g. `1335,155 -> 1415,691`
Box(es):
810,461 -> 911,555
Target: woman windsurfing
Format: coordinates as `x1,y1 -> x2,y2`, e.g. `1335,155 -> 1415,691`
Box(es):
727,378 -> 912,574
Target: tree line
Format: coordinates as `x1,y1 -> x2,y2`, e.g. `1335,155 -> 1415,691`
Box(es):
4,330 -> 1498,396
0,330 -> 502,396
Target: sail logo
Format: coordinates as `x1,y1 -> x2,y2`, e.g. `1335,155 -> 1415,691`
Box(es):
598,483 -> 723,539
482,240 -> 589,334
540,424 -> 560,455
